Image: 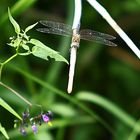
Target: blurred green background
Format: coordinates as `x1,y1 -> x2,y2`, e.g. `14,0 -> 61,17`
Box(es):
0,0 -> 140,140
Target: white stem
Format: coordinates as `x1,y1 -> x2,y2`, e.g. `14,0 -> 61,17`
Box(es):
67,0 -> 82,93
67,47 -> 77,94
87,0 -> 140,59
72,0 -> 82,29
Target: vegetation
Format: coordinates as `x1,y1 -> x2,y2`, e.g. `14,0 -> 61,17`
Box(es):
0,0 -> 140,140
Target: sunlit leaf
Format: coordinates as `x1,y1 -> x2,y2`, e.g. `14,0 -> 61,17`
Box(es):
128,119 -> 140,140
8,8 -> 20,34
8,38 -> 21,48
0,97 -> 22,120
0,123 -> 9,139
22,44 -> 30,51
35,131 -> 53,140
30,39 -> 68,64
25,22 -> 38,33
51,103 -> 77,117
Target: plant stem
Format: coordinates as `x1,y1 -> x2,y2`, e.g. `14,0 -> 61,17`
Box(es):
0,81 -> 32,106
87,0 -> 140,59
0,64 -> 3,81
0,53 -> 18,81
9,65 -> 115,135
2,53 -> 18,65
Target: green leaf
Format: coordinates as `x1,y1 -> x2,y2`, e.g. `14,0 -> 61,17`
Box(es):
0,97 -> 22,120
25,22 -> 38,33
22,44 -> 30,51
0,123 -> 9,139
8,38 -> 21,48
123,1 -> 140,12
35,131 -> 53,140
128,119 -> 140,140
30,39 -> 68,64
76,91 -> 140,132
51,103 -> 77,117
8,8 -> 20,34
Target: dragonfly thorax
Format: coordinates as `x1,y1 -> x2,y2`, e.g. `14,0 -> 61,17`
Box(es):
71,34 -> 80,48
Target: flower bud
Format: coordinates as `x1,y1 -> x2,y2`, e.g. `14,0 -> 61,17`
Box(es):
31,124 -> 38,134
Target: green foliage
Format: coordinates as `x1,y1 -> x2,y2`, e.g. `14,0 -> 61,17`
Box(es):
0,7 -> 68,139
0,0 -> 140,140
8,8 -> 20,34
0,97 -> 21,139
0,97 -> 21,120
25,23 -> 38,33
0,123 -> 9,139
76,91 -> 140,132
7,8 -> 68,62
31,39 -> 68,64
0,0 -> 37,26
50,103 -> 77,117
123,0 -> 140,12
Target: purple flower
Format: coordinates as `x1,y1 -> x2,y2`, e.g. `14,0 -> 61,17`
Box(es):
20,127 -> 27,135
22,111 -> 29,119
31,124 -> 38,134
42,114 -> 50,123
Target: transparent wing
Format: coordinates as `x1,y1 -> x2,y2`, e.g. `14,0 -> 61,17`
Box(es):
39,20 -> 72,33
80,29 -> 116,40
80,34 -> 117,46
37,28 -> 72,37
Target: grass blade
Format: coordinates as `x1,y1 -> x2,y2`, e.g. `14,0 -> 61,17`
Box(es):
0,97 -> 22,120
76,91 -> 140,132
0,123 -> 9,139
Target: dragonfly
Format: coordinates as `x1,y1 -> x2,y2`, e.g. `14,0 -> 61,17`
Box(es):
37,20 -> 117,94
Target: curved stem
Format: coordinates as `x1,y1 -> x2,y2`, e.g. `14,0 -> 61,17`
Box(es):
1,53 -> 18,65
0,54 -> 18,81
0,81 -> 32,106
87,0 -> 140,59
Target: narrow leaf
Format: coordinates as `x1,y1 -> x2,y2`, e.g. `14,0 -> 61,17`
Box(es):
0,97 -> 22,120
8,8 -> 20,34
0,123 -> 9,139
51,103 -> 77,117
25,22 -> 38,33
76,91 -> 140,132
30,39 -> 68,64
128,119 -> 140,140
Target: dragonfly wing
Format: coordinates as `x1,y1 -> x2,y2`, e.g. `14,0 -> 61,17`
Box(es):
37,28 -> 72,37
80,29 -> 116,40
80,34 -> 117,46
39,20 -> 72,32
